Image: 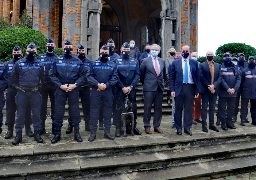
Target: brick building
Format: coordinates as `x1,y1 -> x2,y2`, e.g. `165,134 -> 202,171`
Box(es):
0,0 -> 198,60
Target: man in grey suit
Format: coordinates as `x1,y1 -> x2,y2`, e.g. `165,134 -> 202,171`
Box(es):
140,44 -> 166,134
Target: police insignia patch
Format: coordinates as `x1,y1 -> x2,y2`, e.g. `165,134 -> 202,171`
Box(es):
59,60 -> 62,63
245,71 -> 251,75
21,63 -> 25,66
96,63 -> 99,65
41,59 -> 45,61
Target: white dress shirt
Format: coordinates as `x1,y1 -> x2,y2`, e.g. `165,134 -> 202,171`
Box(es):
151,55 -> 161,74
182,57 -> 194,84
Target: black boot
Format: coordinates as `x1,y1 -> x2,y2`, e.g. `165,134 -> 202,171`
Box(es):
99,118 -> 104,130
252,119 -> 256,125
12,130 -> 22,145
66,123 -> 73,134
227,121 -> 236,129
4,125 -> 13,139
34,130 -> 43,143
241,119 -> 246,126
88,132 -> 96,142
216,117 -> 220,126
221,123 -> 228,131
74,129 -> 83,142
115,128 -> 121,137
40,122 -> 46,135
51,130 -> 61,144
25,125 -> 34,137
104,130 -> 115,140
245,118 -> 250,123
85,122 -> 90,131
134,127 -> 141,135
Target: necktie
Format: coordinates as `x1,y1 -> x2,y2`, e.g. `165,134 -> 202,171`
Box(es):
184,59 -> 188,84
155,57 -> 159,76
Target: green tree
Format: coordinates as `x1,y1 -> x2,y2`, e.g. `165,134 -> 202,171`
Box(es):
198,56 -> 223,64
215,43 -> 256,60
0,27 -> 47,62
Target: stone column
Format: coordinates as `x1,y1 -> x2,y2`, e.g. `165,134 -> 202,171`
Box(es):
3,0 -> 10,21
161,14 -> 173,59
189,0 -> 198,52
12,0 -> 20,24
180,0 -> 190,47
0,0 -> 3,18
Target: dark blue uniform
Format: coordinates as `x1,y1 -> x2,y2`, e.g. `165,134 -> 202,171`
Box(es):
240,66 -> 256,122
37,52 -> 58,128
0,62 -> 7,133
109,52 -> 120,62
113,56 -> 140,128
4,59 -> 32,127
12,56 -> 44,132
87,57 -> 118,132
218,63 -> 241,125
49,54 -> 85,130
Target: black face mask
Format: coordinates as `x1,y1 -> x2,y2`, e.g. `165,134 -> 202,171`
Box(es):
47,46 -> 54,53
13,54 -> 21,61
78,53 -> 85,59
108,46 -> 114,53
145,49 -> 150,53
27,51 -> 36,59
248,61 -> 256,69
100,53 -> 109,62
207,56 -> 214,61
122,51 -> 130,58
64,48 -> 73,56
170,52 -> 175,56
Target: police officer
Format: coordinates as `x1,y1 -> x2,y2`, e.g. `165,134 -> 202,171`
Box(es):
234,53 -> 248,122
218,52 -> 241,131
113,42 -> 141,137
87,45 -> 118,142
0,51 -> 7,135
107,38 -> 120,61
49,40 -> 85,143
240,56 -> 256,126
12,42 -> 44,145
4,46 -> 33,139
66,44 -> 91,133
129,40 -> 141,61
37,38 -> 58,134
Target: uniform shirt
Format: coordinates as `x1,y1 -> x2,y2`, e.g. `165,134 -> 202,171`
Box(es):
182,57 -> 194,84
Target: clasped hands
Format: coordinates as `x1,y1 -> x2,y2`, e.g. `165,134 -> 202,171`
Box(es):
60,84 -> 76,92
208,84 -> 215,94
227,88 -> 235,95
97,83 -> 107,91
122,86 -> 132,95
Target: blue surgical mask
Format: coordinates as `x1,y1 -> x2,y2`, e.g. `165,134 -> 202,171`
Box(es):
224,58 -> 231,63
249,61 -> 256,69
191,57 -> 197,61
151,50 -> 159,57
232,61 -> 237,66
130,44 -> 135,48
238,58 -> 245,62
182,52 -> 190,59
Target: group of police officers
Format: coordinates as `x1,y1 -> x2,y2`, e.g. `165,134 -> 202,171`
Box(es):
0,37 -> 255,145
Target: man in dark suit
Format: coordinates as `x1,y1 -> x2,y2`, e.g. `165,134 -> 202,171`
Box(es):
140,44 -> 166,134
199,51 -> 221,133
170,45 -> 200,136
139,44 -> 151,65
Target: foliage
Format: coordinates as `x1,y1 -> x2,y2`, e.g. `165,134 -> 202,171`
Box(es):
215,43 -> 256,60
0,27 -> 47,62
198,56 -> 223,64
54,48 -> 64,56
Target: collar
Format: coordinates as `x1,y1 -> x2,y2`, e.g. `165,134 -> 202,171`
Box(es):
207,60 -> 214,65
46,52 -> 55,57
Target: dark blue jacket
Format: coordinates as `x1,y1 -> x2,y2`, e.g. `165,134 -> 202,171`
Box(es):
49,54 -> 85,87
12,56 -> 44,88
169,58 -> 200,97
80,57 -> 91,86
241,66 -> 256,99
87,57 -> 118,88
139,52 -> 150,65
4,59 -> 16,88
237,62 -> 248,93
217,63 -> 241,97
109,52 -> 120,62
0,62 -> 7,91
129,46 -> 141,61
114,56 -> 140,88
37,52 -> 58,83
199,61 -> 222,94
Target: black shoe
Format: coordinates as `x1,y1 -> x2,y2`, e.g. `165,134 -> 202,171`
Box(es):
74,129 -> 83,142
195,119 -> 202,123
209,125 -> 219,132
51,131 -> 61,144
85,122 -> 90,131
192,120 -> 197,125
227,122 -> 236,129
221,123 -> 228,131
184,129 -> 192,136
115,128 -> 121,137
4,125 -> 13,139
176,129 -> 182,135
202,126 -> 208,133
216,117 -> 220,126
12,130 -> 22,145
34,130 -> 43,143
66,123 -> 73,134
104,131 -> 115,140
245,118 -> 250,123
134,127 -> 141,135
25,125 -> 34,137
88,132 -> 96,142
99,119 -> 104,130
232,116 -> 237,122
241,119 -> 246,126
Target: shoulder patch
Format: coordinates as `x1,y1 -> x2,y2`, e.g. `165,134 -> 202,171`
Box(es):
245,71 -> 251,75
221,68 -> 227,71
59,60 -> 62,63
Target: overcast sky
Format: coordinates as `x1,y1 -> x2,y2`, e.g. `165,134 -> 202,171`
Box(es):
198,0 -> 256,57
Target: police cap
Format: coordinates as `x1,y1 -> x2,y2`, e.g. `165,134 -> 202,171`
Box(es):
77,44 -> 85,50
47,38 -> 55,44
13,45 -> 21,51
107,38 -> 114,44
232,57 -> 237,61
122,42 -> 130,48
101,44 -> 109,50
27,42 -> 36,49
64,40 -> 72,45
238,53 -> 245,57
248,56 -> 255,60
223,52 -> 231,57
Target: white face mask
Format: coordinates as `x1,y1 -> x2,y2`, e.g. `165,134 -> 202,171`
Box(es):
191,57 -> 197,61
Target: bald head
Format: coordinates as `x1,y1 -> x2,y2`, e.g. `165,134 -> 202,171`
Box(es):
191,52 -> 198,58
206,51 -> 214,56
181,45 -> 190,52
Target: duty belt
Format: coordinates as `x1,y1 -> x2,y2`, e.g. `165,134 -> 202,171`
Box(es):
15,85 -> 39,93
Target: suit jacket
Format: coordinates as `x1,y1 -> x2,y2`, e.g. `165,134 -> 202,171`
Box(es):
169,58 -> 199,97
140,56 -> 166,92
199,61 -> 222,93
